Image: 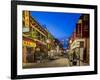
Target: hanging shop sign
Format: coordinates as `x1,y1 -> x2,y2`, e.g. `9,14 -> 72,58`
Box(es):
23,40 -> 36,47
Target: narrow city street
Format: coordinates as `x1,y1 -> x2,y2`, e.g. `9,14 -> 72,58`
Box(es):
23,55 -> 88,68
22,11 -> 90,69
23,56 -> 70,68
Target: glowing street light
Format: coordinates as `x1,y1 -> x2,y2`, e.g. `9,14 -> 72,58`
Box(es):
46,39 -> 51,44
70,40 -> 72,44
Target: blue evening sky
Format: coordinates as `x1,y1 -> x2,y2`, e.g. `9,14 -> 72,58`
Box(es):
30,11 -> 81,41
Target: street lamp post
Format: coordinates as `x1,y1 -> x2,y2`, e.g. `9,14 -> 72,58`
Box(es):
69,40 -> 72,66
79,47 -> 80,66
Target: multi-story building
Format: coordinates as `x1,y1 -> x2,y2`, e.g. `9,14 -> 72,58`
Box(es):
68,14 -> 90,64
22,11 -> 55,63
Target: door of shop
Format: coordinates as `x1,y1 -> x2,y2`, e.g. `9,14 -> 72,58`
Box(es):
26,47 -> 34,63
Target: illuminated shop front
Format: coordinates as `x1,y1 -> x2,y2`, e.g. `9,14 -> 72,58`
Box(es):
22,37 -> 36,63
22,11 -> 57,63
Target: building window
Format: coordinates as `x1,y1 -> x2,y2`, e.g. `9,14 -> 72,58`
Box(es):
80,41 -> 84,48
36,32 -> 41,40
41,35 -> 46,42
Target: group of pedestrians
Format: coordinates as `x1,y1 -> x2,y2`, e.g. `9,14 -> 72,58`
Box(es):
34,48 -> 45,63
26,48 -> 47,63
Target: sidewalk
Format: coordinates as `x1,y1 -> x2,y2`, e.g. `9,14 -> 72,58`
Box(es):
23,57 -> 70,68
23,57 -> 89,69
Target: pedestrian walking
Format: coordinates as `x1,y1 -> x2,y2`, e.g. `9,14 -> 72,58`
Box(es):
72,51 -> 77,66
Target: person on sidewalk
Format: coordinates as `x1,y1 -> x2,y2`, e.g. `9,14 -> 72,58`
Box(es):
72,51 -> 77,66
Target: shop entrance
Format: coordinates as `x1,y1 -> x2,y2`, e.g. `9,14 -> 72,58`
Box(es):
26,47 -> 34,63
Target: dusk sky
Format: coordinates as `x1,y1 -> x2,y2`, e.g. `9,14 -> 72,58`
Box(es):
30,11 -> 81,48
